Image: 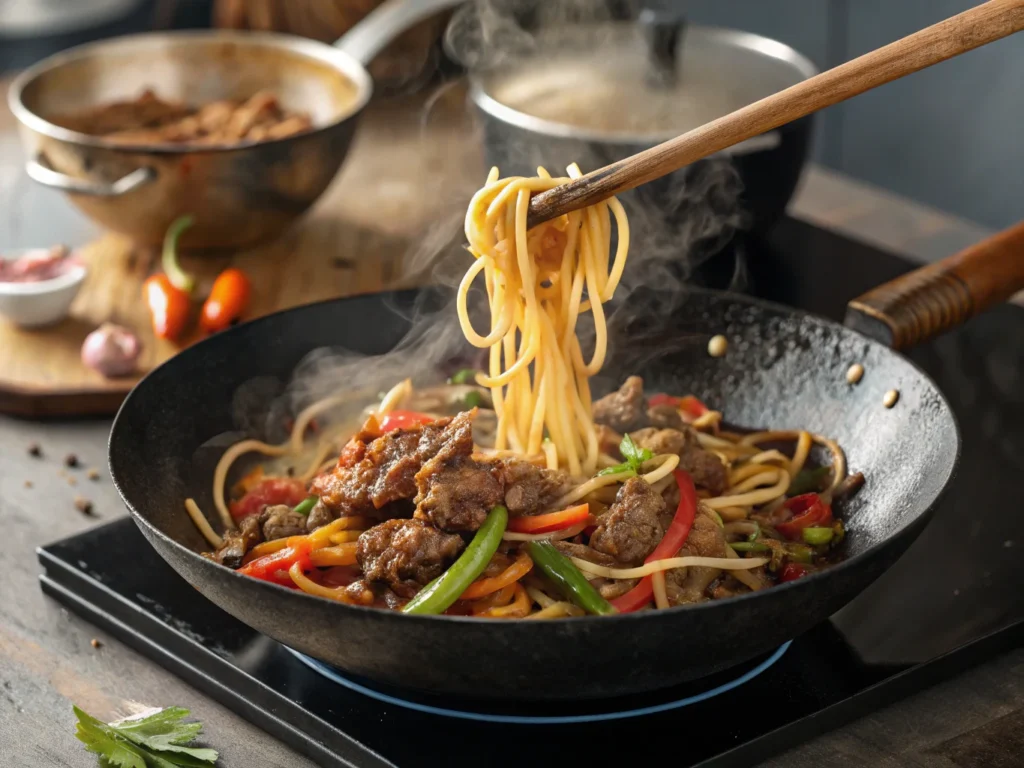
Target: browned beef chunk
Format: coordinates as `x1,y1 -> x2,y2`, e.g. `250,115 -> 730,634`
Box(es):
592,376 -> 648,433
549,543 -> 636,597
552,541 -> 623,567
312,411 -> 475,519
593,576 -> 640,600
213,515 -> 262,568
647,404 -> 686,430
500,458 -> 574,515
630,426 -> 728,494
259,504 -> 307,541
665,506 -> 728,605
357,518 -> 464,597
590,477 -> 666,564
305,499 -> 337,532
630,426 -> 689,455
414,456 -> 504,532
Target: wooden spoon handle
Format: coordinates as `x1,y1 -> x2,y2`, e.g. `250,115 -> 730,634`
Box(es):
526,0 -> 1024,228
844,222 -> 1024,350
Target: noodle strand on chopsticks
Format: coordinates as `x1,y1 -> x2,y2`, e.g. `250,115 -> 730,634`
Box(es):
459,164 -> 629,476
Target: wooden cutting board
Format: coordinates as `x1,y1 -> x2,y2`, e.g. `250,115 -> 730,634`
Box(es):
0,85 -> 483,417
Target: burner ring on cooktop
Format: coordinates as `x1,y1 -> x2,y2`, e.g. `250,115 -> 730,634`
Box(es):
286,641 -> 791,724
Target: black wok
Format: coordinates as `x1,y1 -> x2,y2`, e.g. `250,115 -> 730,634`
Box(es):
108,223 -> 1024,700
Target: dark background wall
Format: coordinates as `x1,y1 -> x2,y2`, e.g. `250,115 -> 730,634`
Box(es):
685,0 -> 1023,230
1,0 -> 1020,229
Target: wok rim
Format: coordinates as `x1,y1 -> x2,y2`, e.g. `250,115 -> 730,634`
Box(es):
108,286 -> 961,628
8,29 -> 374,155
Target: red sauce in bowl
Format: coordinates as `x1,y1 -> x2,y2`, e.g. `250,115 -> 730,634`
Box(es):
0,246 -> 81,283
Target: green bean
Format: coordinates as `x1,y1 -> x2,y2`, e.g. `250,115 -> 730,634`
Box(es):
403,506 -> 508,615
526,540 -> 616,616
292,496 -> 318,516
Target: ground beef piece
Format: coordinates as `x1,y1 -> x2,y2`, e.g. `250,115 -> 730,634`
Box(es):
258,504 -> 307,541
305,499 -> 337,532
212,515 -> 262,568
665,506 -> 728,605
500,458 -> 574,515
592,376 -> 648,433
630,426 -> 728,494
312,411 -> 475,519
414,456 -> 504,532
590,477 -> 666,565
357,519 -> 464,597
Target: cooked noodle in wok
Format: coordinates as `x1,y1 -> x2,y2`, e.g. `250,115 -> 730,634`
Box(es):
186,166 -> 861,618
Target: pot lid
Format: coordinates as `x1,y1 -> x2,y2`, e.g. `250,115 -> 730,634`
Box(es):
468,23 -> 817,144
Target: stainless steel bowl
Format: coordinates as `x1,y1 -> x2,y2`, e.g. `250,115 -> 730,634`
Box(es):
7,0 -> 462,249
9,32 -> 371,248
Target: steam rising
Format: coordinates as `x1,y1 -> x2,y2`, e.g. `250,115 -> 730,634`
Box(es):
238,0 -> 748,441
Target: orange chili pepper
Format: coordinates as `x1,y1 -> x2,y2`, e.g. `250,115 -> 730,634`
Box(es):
142,274 -> 190,340
201,268 -> 251,333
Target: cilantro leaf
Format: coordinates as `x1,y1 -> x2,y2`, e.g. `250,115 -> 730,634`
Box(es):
595,435 -> 654,478
618,435 -> 653,471
74,705 -> 218,767
596,463 -> 634,477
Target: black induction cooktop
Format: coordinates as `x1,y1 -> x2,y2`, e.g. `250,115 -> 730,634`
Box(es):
38,217 -> 1024,767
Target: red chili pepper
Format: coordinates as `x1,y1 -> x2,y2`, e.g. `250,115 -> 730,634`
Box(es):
647,394 -> 710,421
229,477 -> 307,521
610,470 -> 697,613
775,493 -> 833,541
779,562 -> 811,582
143,274 -> 190,340
507,504 -> 590,534
144,215 -> 197,341
201,268 -> 251,333
378,410 -> 434,433
238,537 -> 313,586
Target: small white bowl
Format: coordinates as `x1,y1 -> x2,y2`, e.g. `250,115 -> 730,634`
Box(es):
0,259 -> 87,328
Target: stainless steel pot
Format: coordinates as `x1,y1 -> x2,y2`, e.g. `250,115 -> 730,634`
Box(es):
7,0 -> 462,249
457,15 -> 818,236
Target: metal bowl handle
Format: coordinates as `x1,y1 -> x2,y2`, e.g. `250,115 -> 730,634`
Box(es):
25,153 -> 155,197
845,221 -> 1024,349
334,0 -> 463,66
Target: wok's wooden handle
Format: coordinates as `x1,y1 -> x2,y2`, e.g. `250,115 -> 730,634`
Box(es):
526,0 -> 1024,228
844,222 -> 1024,349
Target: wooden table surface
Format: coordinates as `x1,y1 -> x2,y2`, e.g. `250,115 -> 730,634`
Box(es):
2,84 -> 1022,767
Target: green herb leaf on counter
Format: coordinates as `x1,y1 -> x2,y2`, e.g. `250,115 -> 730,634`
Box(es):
74,705 -> 218,767
463,390 -> 483,409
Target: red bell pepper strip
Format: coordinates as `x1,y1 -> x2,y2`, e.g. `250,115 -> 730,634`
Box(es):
647,394 -> 710,421
507,504 -> 590,534
378,410 -> 434,433
610,469 -> 698,613
229,477 -> 308,521
238,537 -> 314,586
775,493 -> 833,541
779,562 -> 811,583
